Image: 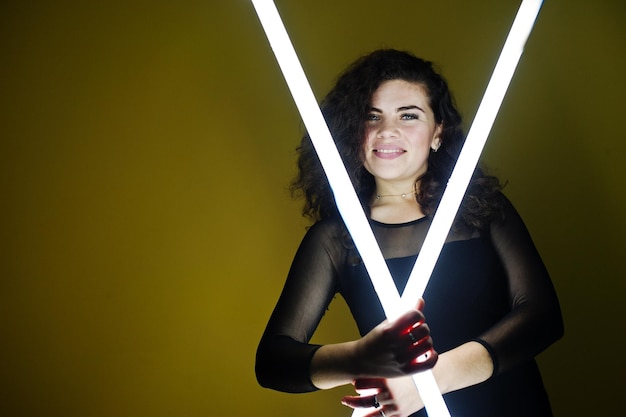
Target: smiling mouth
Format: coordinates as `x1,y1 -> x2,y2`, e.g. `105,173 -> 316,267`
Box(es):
374,149 -> 405,154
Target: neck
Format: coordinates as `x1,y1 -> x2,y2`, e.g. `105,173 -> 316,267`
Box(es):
369,193 -> 425,223
375,189 -> 416,199
373,173 -> 424,201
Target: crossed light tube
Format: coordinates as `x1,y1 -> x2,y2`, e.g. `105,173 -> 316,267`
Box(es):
250,1 -> 544,415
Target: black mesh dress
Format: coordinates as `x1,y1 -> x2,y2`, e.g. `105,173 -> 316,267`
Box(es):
256,196 -> 563,417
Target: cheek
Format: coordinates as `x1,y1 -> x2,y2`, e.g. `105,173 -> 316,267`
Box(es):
409,127 -> 435,145
361,131 -> 373,154
362,159 -> 374,176
360,139 -> 373,171
359,146 -> 369,170
363,128 -> 374,145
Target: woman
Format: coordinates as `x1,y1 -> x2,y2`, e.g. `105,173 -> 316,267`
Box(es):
256,49 -> 563,417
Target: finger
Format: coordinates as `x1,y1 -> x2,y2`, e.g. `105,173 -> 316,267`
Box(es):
396,334 -> 436,368
404,321 -> 431,345
416,297 -> 425,311
396,331 -> 432,358
394,315 -> 431,357
387,309 -> 426,337
341,393 -> 380,409
353,377 -> 387,391
403,347 -> 438,374
364,405 -> 396,417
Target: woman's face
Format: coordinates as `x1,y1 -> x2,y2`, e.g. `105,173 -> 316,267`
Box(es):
362,79 -> 442,188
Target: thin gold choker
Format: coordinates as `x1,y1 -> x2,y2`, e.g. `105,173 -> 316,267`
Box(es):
375,190 -> 416,199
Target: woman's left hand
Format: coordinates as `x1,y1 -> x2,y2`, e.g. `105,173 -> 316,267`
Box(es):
341,376 -> 424,417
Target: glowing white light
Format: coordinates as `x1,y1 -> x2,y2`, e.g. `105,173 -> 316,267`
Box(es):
249,0 -> 404,319
250,1 -> 542,416
250,1 -> 447,415
252,0 -> 450,417
400,0 -> 544,310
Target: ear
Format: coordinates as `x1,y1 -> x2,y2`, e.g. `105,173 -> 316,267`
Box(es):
430,124 -> 443,151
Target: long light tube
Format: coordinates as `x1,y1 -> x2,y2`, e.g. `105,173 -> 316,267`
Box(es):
250,1 -> 449,416
249,0 -> 403,319
400,0 -> 544,310
250,1 -> 543,416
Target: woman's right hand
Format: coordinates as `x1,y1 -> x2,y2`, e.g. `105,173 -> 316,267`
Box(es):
353,300 -> 437,378
309,300 -> 437,390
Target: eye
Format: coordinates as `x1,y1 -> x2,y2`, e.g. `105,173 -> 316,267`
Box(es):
401,113 -> 419,120
367,113 -> 380,122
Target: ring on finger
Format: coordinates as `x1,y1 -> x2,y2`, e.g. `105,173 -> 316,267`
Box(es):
373,395 -> 380,409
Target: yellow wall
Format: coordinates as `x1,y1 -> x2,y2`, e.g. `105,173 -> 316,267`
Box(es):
1,0 -> 624,415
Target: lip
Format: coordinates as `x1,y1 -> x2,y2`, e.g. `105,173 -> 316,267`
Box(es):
373,147 -> 406,160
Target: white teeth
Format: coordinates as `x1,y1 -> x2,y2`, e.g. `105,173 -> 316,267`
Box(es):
375,149 -> 403,153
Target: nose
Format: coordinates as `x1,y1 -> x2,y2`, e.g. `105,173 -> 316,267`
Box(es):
376,118 -> 398,139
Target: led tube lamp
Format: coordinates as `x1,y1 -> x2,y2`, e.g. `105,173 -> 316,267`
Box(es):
250,1 -> 448,415
400,0 -> 544,309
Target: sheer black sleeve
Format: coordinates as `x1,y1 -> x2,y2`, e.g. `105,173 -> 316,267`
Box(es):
255,219 -> 346,393
477,196 -> 564,375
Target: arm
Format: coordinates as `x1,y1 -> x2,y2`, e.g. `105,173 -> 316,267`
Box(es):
432,196 -> 563,387
428,197 -> 563,388
342,341 -> 492,416
255,220 -> 341,393
479,196 -> 564,373
256,220 -> 437,393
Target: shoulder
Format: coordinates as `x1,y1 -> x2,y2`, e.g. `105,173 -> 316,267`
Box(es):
300,216 -> 353,254
488,193 -> 537,247
295,217 -> 352,270
304,216 -> 348,242
491,192 -> 523,226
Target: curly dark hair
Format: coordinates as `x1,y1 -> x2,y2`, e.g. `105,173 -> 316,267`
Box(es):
290,49 -> 504,231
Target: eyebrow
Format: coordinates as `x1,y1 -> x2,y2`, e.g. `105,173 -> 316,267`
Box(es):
369,105 -> 426,113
